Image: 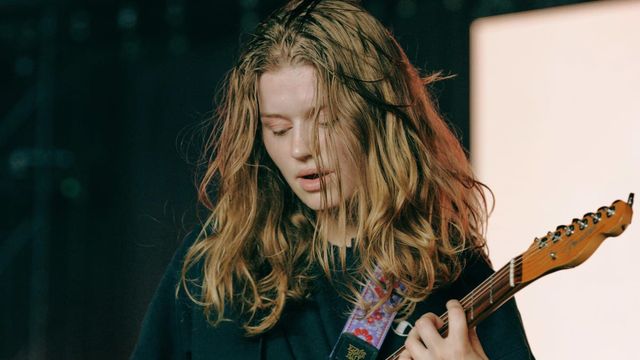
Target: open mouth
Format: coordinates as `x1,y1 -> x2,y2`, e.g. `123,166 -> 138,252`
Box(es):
301,173 -> 324,180
297,171 -> 333,192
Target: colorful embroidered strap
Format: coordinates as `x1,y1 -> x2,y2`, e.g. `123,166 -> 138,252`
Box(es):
329,269 -> 404,360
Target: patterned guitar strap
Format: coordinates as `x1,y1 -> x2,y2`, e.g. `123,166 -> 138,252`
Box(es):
329,268 -> 404,360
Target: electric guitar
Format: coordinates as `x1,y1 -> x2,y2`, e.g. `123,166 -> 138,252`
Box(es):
385,194 -> 635,359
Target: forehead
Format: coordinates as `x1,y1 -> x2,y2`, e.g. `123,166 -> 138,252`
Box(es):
258,64 -> 319,116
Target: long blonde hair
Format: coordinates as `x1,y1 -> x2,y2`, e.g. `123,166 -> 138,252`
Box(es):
182,0 -> 489,336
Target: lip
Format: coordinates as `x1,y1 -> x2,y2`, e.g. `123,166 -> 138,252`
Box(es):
296,168 -> 332,178
296,169 -> 334,192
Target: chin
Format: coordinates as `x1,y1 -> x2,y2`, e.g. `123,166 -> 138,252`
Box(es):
298,194 -> 342,212
299,197 -> 324,211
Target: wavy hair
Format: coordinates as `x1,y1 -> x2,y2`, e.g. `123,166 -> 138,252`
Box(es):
181,0 -> 490,336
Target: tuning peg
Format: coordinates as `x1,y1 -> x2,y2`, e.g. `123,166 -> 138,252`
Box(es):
566,225 -> 575,236
537,236 -> 549,249
606,206 -> 615,217
628,193 -> 634,206
583,212 -> 600,224
552,231 -> 562,243
577,219 -> 588,230
572,218 -> 588,230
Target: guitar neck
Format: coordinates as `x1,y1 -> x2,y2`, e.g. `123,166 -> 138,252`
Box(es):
385,257 -> 528,360
440,256 -> 527,335
384,195 -> 633,360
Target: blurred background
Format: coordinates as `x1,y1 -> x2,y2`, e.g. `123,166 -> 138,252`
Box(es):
0,0 -> 606,359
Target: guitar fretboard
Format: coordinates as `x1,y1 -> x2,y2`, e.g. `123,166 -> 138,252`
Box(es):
386,256 -> 525,359
384,196 -> 633,360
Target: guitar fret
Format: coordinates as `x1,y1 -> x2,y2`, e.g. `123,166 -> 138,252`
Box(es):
509,258 -> 515,287
463,269 -> 504,324
384,197 -> 634,360
489,280 -> 494,304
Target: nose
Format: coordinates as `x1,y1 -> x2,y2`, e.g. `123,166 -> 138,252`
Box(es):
290,123 -> 312,161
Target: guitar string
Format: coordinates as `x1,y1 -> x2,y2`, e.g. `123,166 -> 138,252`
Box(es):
385,209 -> 615,360
402,205 -> 618,324
391,204 -> 623,360
390,236 -> 582,360
385,254 -> 536,360
459,208 -> 612,312
385,250 -> 528,359
442,215 -> 603,329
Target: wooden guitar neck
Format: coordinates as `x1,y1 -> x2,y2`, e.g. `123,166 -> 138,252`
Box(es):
385,194 -> 634,360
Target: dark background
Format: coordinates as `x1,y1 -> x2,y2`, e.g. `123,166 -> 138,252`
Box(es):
0,0 -> 589,359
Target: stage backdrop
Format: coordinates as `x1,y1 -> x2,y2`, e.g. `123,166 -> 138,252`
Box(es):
470,1 -> 640,359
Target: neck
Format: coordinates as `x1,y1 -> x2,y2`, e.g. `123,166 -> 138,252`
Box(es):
323,220 -> 357,248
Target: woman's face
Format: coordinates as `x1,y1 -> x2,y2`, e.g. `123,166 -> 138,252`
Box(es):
258,64 -> 358,210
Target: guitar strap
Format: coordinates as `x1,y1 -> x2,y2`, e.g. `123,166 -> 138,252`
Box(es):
329,268 -> 404,360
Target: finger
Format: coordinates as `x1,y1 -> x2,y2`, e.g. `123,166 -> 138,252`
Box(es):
446,299 -> 468,341
404,325 -> 428,358
469,326 -> 488,359
413,313 -> 444,349
397,348 -> 413,360
432,314 -> 444,329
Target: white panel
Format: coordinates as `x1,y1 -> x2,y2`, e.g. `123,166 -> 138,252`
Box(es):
471,1 -> 640,359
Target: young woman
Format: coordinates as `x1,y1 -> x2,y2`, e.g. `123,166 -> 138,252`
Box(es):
132,1 -> 534,359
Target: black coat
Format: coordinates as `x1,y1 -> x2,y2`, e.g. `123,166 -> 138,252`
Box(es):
131,232 -> 534,360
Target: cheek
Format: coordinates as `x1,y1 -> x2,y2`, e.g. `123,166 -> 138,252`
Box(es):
341,165 -> 358,191
262,137 -> 287,174
335,145 -> 360,188
261,135 -> 276,165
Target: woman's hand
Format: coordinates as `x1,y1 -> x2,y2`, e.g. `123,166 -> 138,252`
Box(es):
398,300 -> 488,360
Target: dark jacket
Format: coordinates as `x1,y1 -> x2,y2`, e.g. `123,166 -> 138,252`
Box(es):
131,231 -> 534,360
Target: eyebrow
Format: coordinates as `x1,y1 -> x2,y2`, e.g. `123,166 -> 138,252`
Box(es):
259,106 -> 325,121
259,112 -> 289,120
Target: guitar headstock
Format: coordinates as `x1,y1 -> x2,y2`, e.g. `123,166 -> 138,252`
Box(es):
520,193 -> 634,284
